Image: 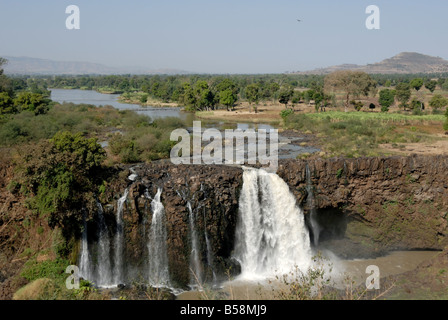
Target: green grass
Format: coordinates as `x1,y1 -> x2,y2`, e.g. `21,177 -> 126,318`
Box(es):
305,111 -> 445,124
283,111 -> 444,158
20,258 -> 70,282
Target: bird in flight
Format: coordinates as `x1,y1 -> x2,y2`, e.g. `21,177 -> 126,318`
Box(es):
297,19 -> 302,22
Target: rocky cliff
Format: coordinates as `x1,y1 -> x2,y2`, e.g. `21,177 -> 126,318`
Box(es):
100,163 -> 243,288
96,155 -> 448,286
278,155 -> 448,256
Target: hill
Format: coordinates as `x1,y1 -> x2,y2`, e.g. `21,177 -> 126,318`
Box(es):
2,56 -> 190,75
295,52 -> 448,75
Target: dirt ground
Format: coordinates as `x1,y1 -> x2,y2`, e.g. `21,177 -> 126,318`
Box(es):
380,139 -> 448,156
195,101 -> 318,123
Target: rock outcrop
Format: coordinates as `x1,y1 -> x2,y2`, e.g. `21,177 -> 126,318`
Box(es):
101,163 -> 243,288
97,155 -> 448,286
277,155 -> 448,256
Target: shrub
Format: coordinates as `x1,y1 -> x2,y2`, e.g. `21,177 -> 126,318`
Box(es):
20,258 -> 70,282
16,131 -> 106,231
140,94 -> 148,104
350,100 -> 364,111
280,109 -> 294,120
0,92 -> 16,115
14,92 -> 50,115
429,94 -> 448,110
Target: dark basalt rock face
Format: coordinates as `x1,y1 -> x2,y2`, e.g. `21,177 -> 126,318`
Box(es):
101,163 -> 244,288
98,156 -> 448,286
277,155 -> 448,256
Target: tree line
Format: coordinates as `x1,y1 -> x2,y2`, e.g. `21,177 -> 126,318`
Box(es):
4,56 -> 448,115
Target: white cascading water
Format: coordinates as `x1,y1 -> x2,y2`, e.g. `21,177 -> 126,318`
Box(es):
234,167 -> 312,280
203,209 -> 217,284
96,200 -> 113,287
147,188 -> 171,287
79,211 -> 91,281
114,188 -> 128,285
306,163 -> 321,246
187,201 -> 202,285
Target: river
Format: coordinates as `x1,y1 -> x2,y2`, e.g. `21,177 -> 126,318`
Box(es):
50,88 -> 187,120
50,88 -> 320,159
177,250 -> 439,300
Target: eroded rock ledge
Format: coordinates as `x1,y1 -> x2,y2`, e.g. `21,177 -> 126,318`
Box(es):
278,155 -> 448,255
102,155 -> 448,286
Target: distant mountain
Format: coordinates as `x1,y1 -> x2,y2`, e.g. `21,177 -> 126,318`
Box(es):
2,56 -> 190,75
295,52 -> 448,75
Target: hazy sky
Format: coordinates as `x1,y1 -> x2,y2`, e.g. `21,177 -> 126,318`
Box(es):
1,0 -> 447,74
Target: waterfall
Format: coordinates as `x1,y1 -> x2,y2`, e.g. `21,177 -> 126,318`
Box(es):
306,163 -> 321,246
95,200 -> 113,287
234,167 -> 312,280
147,188 -> 171,287
203,207 -> 217,284
114,188 -> 128,285
199,184 -> 217,284
187,201 -> 202,286
79,210 -> 91,281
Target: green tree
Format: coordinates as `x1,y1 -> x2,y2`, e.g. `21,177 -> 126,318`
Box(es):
17,131 -> 106,231
395,83 -> 411,110
444,107 -> 448,131
278,87 -> 294,109
51,131 -> 106,170
219,89 -> 237,111
215,79 -> 238,111
424,80 -> 437,93
194,80 -> 215,111
0,57 -> 12,94
14,92 -> 49,114
311,85 -> 331,112
0,57 -> 7,76
442,81 -> 448,92
324,71 -> 376,112
0,92 -> 16,115
216,79 -> 238,96
303,89 -> 315,105
429,94 -> 448,110
378,89 -> 396,112
268,82 -> 280,100
245,83 -> 260,113
291,91 -> 303,104
410,78 -> 424,92
410,99 -> 424,113
180,83 -> 197,111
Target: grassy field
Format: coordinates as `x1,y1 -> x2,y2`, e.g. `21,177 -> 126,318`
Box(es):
283,111 -> 447,158
304,111 -> 445,124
